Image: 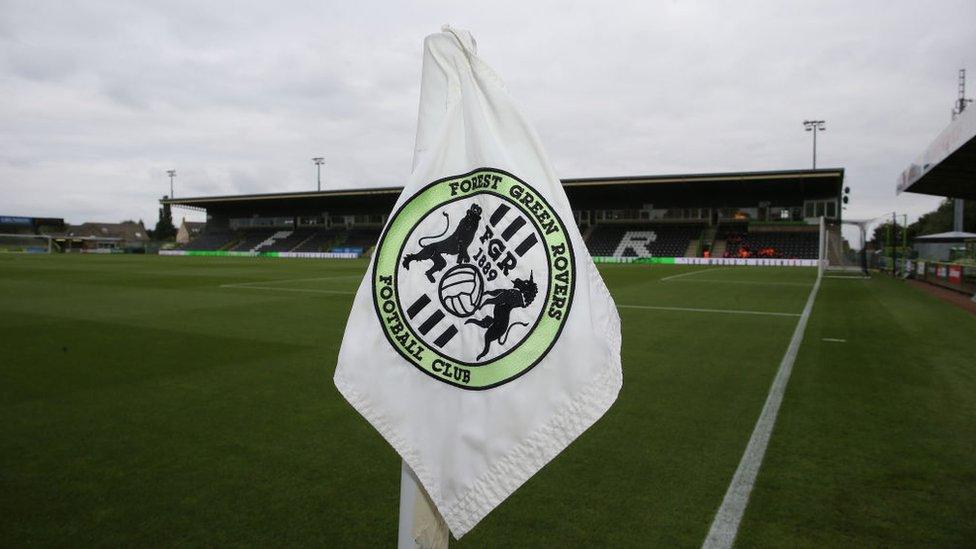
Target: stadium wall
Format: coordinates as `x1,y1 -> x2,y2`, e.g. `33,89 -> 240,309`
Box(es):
159,250 -> 359,259
591,256 -> 818,267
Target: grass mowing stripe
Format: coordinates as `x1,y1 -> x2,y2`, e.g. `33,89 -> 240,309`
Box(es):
220,275 -> 362,287
664,279 -> 811,287
218,285 -> 356,295
702,275 -> 822,549
618,304 -> 800,317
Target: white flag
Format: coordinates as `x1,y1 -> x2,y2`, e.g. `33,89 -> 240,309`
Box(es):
334,26 -> 622,538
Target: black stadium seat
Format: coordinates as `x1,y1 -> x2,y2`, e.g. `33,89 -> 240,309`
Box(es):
182,229 -> 235,251
585,223 -> 703,258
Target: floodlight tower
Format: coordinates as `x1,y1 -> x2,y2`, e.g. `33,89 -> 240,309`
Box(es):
166,169 -> 176,198
950,69 -> 972,231
803,120 -> 826,169
951,68 -> 972,120
312,157 -> 325,191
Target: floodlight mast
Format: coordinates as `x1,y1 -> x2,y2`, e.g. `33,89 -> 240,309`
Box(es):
166,169 -> 176,198
803,120 -> 826,169
312,157 -> 325,191
952,69 -> 972,120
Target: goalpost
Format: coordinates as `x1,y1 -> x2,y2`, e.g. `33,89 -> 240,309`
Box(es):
0,233 -> 54,254
821,219 -> 870,277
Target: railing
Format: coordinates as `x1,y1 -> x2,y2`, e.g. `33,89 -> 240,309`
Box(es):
907,259 -> 976,294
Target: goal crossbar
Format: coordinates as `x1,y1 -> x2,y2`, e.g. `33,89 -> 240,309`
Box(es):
0,233 -> 54,254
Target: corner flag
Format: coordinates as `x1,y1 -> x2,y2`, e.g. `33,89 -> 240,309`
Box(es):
334,26 -> 622,539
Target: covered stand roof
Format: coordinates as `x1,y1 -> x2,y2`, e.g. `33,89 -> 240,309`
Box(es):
897,106 -> 976,200
914,231 -> 976,242
161,168 -> 844,213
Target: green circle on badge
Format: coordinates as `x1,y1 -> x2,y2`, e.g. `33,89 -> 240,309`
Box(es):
372,168 -> 576,390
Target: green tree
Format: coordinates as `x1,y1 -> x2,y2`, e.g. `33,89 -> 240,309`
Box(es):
908,198 -> 976,236
869,199 -> 975,247
154,204 -> 176,241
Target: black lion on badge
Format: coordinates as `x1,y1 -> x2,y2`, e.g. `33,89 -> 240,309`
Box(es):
465,272 -> 539,360
402,204 -> 482,282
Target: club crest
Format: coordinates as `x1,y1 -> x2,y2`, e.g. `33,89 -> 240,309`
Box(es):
372,168 -> 576,390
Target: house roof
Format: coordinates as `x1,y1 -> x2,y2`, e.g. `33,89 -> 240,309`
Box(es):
63,221 -> 149,242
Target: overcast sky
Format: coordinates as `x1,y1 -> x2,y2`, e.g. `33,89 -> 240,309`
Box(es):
1,0 -> 973,236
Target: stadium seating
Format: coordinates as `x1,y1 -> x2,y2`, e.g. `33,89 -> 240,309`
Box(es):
229,230 -> 277,252
182,229 -> 236,251
344,228 -> 382,251
717,223 -> 818,259
181,225 -> 437,255
254,229 -> 316,252
292,228 -> 344,252
585,223 -> 703,258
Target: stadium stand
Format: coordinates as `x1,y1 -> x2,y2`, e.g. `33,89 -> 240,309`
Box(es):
162,169 -> 846,260
586,223 -> 704,258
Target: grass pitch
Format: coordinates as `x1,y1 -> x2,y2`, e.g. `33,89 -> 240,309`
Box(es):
1,254 -> 974,546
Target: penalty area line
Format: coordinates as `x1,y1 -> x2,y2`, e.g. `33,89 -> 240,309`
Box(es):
660,267 -> 732,281
702,274 -> 823,549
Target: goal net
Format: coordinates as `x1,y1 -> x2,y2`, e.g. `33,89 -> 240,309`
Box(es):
0,233 -> 54,254
821,219 -> 869,277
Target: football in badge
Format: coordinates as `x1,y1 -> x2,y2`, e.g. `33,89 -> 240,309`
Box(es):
438,264 -> 484,317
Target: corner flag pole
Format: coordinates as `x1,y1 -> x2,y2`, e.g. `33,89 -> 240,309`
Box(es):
398,461 -> 449,548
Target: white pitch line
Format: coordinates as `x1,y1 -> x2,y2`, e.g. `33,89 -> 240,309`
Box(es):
702,274 -> 822,549
617,304 -> 800,318
822,338 -> 846,343
660,267 -> 731,281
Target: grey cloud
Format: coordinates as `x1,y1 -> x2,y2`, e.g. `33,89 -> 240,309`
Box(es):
0,0 -> 973,233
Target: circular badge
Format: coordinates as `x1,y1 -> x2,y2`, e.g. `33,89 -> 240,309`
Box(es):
372,168 -> 576,390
